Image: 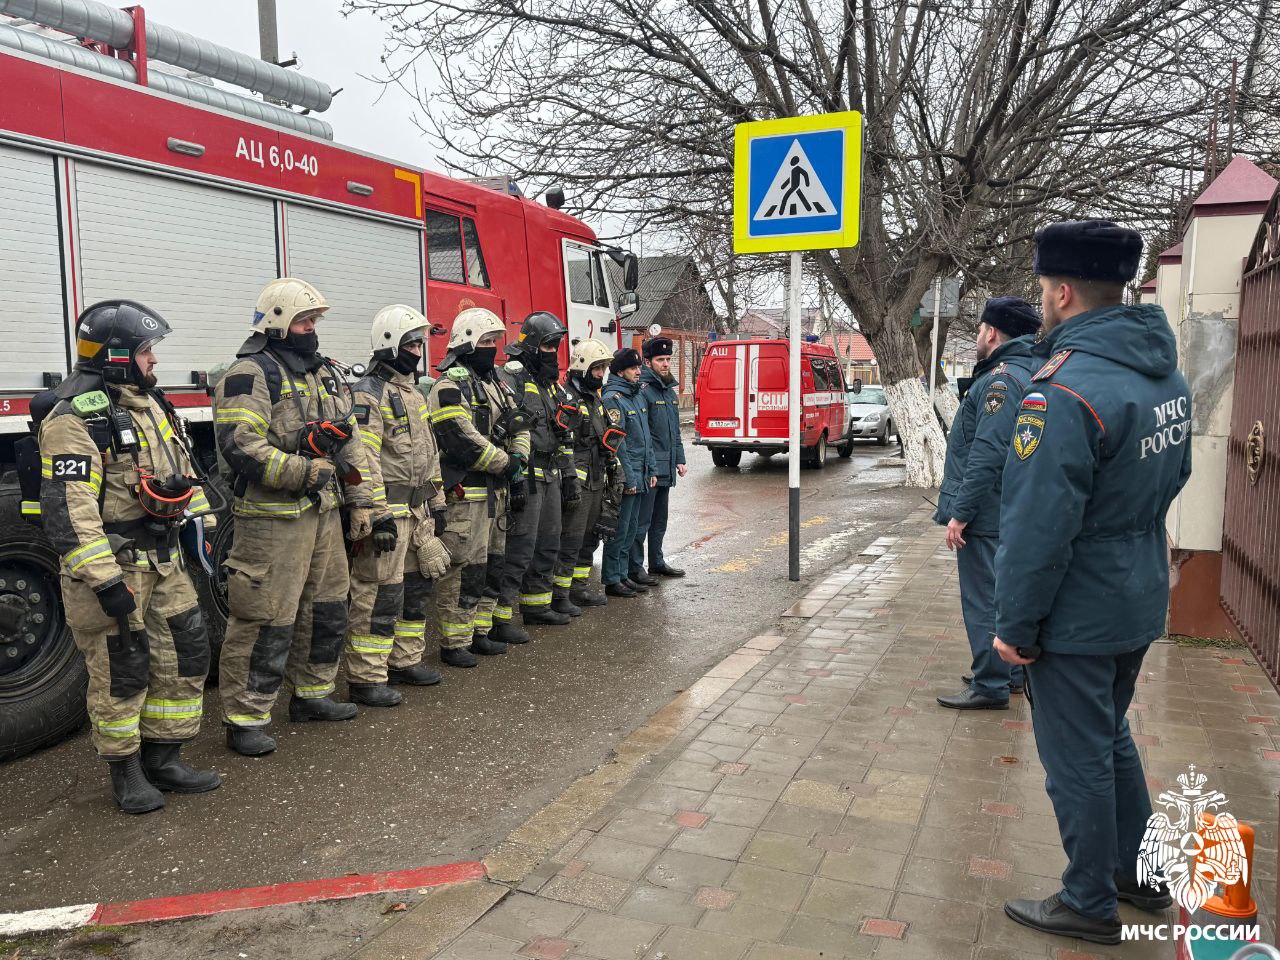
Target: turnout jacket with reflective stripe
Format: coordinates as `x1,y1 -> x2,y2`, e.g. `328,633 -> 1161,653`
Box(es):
563,374 -> 617,491
427,365 -> 528,500
213,346 -> 372,519
498,363 -> 575,481
39,385 -> 212,590
351,364 -> 445,517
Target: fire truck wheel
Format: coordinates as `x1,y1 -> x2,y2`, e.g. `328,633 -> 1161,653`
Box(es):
190,495 -> 233,686
806,433 -> 828,469
0,492 -> 89,763
837,438 -> 854,458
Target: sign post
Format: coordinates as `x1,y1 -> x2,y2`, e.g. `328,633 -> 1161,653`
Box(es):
733,111 -> 863,581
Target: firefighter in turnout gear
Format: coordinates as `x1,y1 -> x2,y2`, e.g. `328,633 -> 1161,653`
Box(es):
497,312 -> 578,633
344,305 -> 450,706
427,307 -> 531,667
214,278 -> 379,757
35,300 -> 220,814
553,339 -> 622,613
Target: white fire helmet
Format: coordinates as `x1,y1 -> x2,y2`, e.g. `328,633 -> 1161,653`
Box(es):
371,304 -> 428,358
253,277 -> 328,337
569,338 -> 612,374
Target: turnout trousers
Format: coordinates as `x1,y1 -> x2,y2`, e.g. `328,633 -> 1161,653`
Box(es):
956,533 -> 1022,699
435,491 -> 493,649
345,512 -> 436,681
555,484 -> 604,599
219,509 -> 350,728
519,476 -> 563,614
1027,645 -> 1153,919
64,548 -> 209,758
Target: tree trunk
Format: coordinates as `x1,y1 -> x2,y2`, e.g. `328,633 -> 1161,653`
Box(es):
861,317 -> 947,487
933,384 -> 959,430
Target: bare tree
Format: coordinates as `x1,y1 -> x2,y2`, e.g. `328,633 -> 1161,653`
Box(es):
349,0 -> 1265,485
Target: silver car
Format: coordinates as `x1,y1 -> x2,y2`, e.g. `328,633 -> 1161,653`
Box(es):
846,385 -> 894,445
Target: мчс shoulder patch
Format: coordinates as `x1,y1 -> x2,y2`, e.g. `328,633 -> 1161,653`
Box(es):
985,393 -> 1005,415
48,453 -> 92,481
607,407 -> 622,425
1032,350 -> 1073,382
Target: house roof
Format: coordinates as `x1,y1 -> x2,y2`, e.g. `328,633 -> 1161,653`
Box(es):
1158,241 -> 1183,263
1193,156 -> 1277,216
736,309 -> 875,362
606,255 -> 703,332
1139,276 -> 1157,291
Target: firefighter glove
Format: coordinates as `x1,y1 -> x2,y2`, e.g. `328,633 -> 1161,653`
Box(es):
303,459 -> 335,495
508,452 -> 527,482
509,477 -> 529,513
561,474 -> 581,506
416,534 -> 451,580
371,513 -> 398,556
431,508 -> 447,538
95,580 -> 136,619
347,505 -> 375,542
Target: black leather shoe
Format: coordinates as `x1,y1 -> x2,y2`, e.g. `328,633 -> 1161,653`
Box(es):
441,646 -> 478,668
936,688 -> 1009,710
469,634 -> 508,656
606,581 -> 637,598
523,607 -> 571,625
569,587 -> 606,607
388,663 -> 443,686
1116,877 -> 1173,911
107,752 -> 165,814
1004,893 -> 1121,945
348,683 -> 403,708
491,621 -> 530,645
551,597 -> 583,617
225,725 -> 276,757
962,673 -> 1024,695
289,695 -> 358,722
629,570 -> 660,586
652,563 -> 685,578
622,577 -> 650,594
141,740 -> 222,794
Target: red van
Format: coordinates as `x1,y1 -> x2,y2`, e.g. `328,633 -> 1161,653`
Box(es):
694,339 -> 854,468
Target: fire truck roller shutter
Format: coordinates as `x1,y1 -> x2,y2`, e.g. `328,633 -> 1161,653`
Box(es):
0,145 -> 65,390
75,163 -> 277,386
284,203 -> 424,368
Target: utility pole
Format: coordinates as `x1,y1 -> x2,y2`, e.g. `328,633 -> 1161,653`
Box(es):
257,0 -> 279,65
928,276 -> 941,403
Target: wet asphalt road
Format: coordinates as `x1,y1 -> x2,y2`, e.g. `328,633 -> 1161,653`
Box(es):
0,435 -> 918,913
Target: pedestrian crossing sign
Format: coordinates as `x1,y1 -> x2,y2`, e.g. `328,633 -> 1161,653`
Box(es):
733,112 -> 862,254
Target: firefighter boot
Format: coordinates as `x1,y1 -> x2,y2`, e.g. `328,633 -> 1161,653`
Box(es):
470,633 -> 508,656
569,586 -> 606,608
140,740 -> 222,794
442,647 -> 478,668
388,663 -> 442,685
226,725 -> 277,757
107,752 -> 165,815
348,683 -> 403,708
551,597 -> 583,618
289,696 -> 359,722
490,620 -> 530,645
523,607 -> 571,626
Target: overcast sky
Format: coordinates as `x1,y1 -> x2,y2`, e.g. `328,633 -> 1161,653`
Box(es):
134,0 -> 442,170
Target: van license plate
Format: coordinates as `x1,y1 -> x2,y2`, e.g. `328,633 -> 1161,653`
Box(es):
709,419 -> 738,428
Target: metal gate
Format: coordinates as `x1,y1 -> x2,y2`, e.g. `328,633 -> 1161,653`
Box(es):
1221,189 -> 1280,684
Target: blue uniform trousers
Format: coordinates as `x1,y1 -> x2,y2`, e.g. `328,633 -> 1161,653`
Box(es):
630,484 -> 670,574
1027,645 -> 1152,919
603,492 -> 644,585
957,533 -> 1022,699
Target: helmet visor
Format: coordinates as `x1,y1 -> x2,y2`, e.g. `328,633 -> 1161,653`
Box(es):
401,327 -> 427,347
137,335 -> 167,354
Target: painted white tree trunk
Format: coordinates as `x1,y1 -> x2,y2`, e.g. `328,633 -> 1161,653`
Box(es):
884,378 -> 947,487
933,383 -> 960,430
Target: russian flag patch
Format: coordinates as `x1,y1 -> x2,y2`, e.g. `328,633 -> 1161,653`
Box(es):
1021,391 -> 1047,412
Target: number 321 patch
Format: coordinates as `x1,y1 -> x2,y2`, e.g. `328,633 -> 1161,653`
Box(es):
49,454 -> 92,480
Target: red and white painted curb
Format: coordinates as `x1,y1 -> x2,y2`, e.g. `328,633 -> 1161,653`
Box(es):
0,860 -> 486,937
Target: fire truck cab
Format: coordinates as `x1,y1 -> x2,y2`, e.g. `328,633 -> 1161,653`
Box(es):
0,27 -> 637,761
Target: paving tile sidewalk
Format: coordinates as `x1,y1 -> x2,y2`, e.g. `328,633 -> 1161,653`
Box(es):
431,506 -> 1280,960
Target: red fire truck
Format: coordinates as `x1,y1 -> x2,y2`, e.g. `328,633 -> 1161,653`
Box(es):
0,16 -> 637,760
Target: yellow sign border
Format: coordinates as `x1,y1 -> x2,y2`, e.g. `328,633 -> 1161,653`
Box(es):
733,112 -> 862,254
